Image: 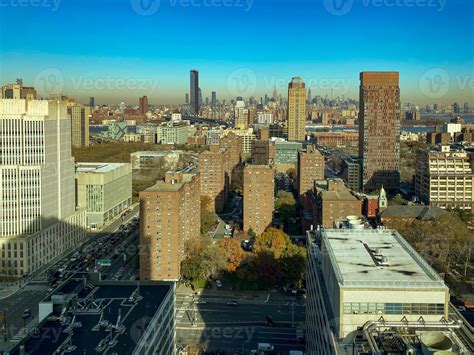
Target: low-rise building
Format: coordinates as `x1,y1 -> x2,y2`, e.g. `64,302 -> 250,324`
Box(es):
75,163 -> 132,227
130,150 -> 183,170
312,179 -> 362,228
157,121 -> 194,145
341,155 -> 362,191
313,131 -> 359,147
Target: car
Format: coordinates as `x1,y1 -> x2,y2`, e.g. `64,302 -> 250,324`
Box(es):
226,301 -> 239,306
22,309 -> 31,318
215,280 -> 222,288
457,305 -> 467,312
195,299 -> 207,305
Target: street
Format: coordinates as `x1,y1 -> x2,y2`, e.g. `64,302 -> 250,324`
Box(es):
176,291 -> 305,354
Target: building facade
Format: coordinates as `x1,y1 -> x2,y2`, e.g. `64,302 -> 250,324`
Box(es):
157,121 -> 193,145
358,72 -> 401,191
287,77 -> 307,142
190,69 -> 199,115
75,163 -> 132,227
139,95 -> 148,115
298,145 -> 325,196
68,104 -> 90,148
243,165 -> 274,236
139,171 -> 200,281
0,99 -> 86,277
415,146 -> 474,210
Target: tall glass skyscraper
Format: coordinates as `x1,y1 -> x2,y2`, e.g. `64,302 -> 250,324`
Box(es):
190,69 -> 199,115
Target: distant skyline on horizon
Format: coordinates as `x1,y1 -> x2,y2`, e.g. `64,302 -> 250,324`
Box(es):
0,0 -> 472,106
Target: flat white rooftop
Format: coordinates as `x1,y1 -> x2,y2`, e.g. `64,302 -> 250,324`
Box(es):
76,162 -> 128,174
321,228 -> 446,289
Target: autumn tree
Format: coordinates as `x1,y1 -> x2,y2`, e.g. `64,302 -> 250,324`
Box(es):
218,238 -> 250,272
254,228 -> 289,259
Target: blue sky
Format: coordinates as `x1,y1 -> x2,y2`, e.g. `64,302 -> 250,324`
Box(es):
0,0 -> 472,105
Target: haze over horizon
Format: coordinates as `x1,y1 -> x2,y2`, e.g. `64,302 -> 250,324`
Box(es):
0,0 -> 472,105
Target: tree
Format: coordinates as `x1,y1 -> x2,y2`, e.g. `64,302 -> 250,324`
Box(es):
218,238 -> 250,272
390,194 -> 405,205
254,228 -> 291,259
181,255 -> 204,283
200,196 -> 218,235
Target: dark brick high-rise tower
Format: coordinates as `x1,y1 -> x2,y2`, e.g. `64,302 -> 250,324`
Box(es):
358,72 -> 401,191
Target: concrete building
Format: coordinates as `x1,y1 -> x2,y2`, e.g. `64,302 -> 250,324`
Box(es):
15,273 -> 176,355
312,179 -> 362,228
256,111 -> 273,125
0,99 -> 86,277
274,141 -> 303,169
140,170 -> 200,281
1,80 -> 37,100
305,227 -> 467,354
243,165 -> 274,235
68,104 -> 90,147
157,121 -> 194,145
427,131 -> 452,145
415,145 -> 474,210
298,145 -> 324,196
234,100 -> 249,129
358,72 -> 401,191
130,150 -> 183,170
405,110 -> 421,121
314,131 -> 359,147
206,129 -> 222,145
443,122 -> 462,139
288,77 -> 307,141
75,163 -> 132,227
219,132 -> 242,169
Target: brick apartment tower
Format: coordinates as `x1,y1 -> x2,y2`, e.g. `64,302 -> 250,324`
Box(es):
358,72 -> 401,191
298,145 -> 325,197
139,95 -> 148,115
243,165 -> 274,236
139,171 -> 200,281
287,77 -> 307,142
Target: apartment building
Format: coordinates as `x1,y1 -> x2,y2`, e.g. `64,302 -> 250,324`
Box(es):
243,165 -> 274,236
298,145 -> 325,196
415,145 -> 474,210
68,103 -> 90,147
139,171 -> 200,281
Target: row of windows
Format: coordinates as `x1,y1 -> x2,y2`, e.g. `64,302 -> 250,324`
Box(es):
343,302 -> 445,315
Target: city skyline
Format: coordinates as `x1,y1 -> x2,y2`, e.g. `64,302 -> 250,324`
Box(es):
0,0 -> 472,105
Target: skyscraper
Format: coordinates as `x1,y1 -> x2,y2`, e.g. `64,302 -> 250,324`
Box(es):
287,77 -> 307,141
190,69 -> 199,115
68,103 -> 90,147
211,91 -> 217,106
89,96 -> 95,108
358,72 -> 401,191
139,171 -> 200,281
243,165 -> 274,236
185,93 -> 189,104
139,95 -> 148,115
0,99 -> 86,277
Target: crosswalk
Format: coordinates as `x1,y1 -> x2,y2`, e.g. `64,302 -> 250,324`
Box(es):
10,316 -> 39,342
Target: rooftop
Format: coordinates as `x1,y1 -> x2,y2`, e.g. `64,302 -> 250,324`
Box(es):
12,273 -> 173,355
380,205 -> 446,221
320,228 -> 447,289
75,162 -> 129,174
321,189 -> 358,201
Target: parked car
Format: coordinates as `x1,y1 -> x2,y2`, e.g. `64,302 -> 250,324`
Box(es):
195,299 -> 207,305
215,280 -> 222,288
226,300 -> 239,307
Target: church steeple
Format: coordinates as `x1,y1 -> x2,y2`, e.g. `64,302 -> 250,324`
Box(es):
378,185 -> 388,211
